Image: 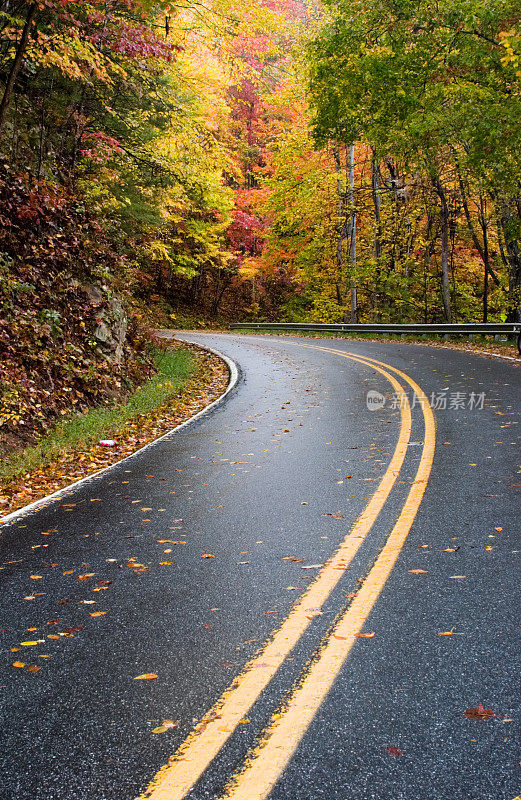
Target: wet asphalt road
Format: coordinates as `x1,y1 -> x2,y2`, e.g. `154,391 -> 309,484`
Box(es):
0,333 -> 519,800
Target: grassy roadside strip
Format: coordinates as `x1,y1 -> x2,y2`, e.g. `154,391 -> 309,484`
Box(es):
227,329 -> 519,361
0,341 -> 229,518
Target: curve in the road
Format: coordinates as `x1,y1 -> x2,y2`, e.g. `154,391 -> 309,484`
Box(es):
217,345 -> 436,800
136,346 -> 434,800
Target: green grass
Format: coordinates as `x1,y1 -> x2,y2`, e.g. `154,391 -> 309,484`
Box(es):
1,347 -> 197,483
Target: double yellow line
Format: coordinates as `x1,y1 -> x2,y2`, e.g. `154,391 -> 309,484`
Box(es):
136,346 -> 436,800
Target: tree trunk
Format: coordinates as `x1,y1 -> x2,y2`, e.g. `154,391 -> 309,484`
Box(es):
499,201 -> 521,322
347,143 -> 357,323
0,2 -> 38,136
371,154 -> 382,259
456,168 -> 500,321
432,177 -> 452,322
333,145 -> 349,318
423,213 -> 435,323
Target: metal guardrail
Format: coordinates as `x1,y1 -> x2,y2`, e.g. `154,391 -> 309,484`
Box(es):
230,322 -> 521,354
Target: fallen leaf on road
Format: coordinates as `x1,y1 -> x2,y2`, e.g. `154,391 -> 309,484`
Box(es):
30,575 -> 42,580
409,569 -> 428,574
20,641 -> 40,646
134,673 -> 158,680
152,720 -> 179,734
201,554 -> 215,559
27,665 -> 40,672
90,611 -> 107,617
12,662 -> 25,668
285,586 -> 296,590
449,575 -> 466,579
355,631 -> 375,638
386,746 -> 403,756
463,704 -> 495,720
77,573 -> 95,581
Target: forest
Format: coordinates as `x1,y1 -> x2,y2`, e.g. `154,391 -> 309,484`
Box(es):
1,0 -> 521,449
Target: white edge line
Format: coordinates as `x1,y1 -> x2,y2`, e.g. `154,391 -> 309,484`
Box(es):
0,343 -> 239,528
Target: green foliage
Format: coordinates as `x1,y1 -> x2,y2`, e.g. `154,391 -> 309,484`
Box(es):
306,0 -> 521,321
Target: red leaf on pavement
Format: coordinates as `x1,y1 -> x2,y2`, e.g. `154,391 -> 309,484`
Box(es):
463,704 -> 495,720
386,746 -> 403,756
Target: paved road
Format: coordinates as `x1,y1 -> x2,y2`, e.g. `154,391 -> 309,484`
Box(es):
0,333 -> 519,800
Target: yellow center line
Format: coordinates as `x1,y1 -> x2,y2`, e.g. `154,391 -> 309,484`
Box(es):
218,346 -> 436,800
136,352 -> 412,800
